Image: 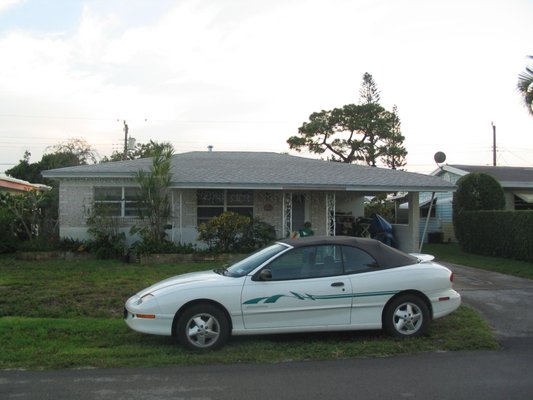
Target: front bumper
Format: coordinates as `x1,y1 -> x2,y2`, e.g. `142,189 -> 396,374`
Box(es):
124,295 -> 174,336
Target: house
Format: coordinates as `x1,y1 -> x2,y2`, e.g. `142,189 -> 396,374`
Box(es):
0,175 -> 51,194
406,164 -> 533,243
42,151 -> 455,253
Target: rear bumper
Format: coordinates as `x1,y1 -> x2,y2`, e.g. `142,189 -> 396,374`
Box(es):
431,289 -> 461,319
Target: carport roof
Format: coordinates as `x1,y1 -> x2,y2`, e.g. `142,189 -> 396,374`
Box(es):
42,151 -> 455,192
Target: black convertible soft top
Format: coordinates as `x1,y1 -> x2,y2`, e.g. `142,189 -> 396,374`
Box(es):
278,236 -> 419,269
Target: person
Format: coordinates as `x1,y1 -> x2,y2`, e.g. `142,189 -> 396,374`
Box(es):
299,221 -> 314,237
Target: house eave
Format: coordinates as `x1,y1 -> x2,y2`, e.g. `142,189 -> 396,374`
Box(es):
345,185 -> 455,192
499,181 -> 533,190
170,183 -> 456,192
41,174 -> 455,193
41,172 -> 135,179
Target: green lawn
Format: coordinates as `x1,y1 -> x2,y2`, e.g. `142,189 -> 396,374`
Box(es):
0,255 -> 499,370
423,243 -> 533,280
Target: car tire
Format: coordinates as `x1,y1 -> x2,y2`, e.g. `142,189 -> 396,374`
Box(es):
176,304 -> 230,351
383,295 -> 430,337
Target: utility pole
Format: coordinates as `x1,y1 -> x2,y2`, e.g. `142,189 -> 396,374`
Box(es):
492,122 -> 497,166
123,120 -> 129,160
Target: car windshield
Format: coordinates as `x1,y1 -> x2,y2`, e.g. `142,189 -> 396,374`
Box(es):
224,243 -> 288,277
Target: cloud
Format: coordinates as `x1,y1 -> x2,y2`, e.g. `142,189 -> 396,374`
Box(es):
0,0 -> 24,13
0,0 -> 532,172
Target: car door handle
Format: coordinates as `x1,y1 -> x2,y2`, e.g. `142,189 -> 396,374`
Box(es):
331,282 -> 344,287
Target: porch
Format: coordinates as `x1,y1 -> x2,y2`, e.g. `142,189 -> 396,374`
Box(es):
168,189 -> 422,253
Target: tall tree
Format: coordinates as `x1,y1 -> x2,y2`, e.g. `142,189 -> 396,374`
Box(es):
132,144 -> 175,246
288,73 -> 407,167
380,105 -> 407,170
359,72 -> 381,104
7,138 -> 98,183
517,55 -> 533,116
5,151 -> 41,183
46,138 -> 98,165
101,140 -> 174,162
5,138 -> 96,239
0,189 -> 51,241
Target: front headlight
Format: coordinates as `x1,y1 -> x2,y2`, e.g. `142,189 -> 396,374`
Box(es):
138,293 -> 154,305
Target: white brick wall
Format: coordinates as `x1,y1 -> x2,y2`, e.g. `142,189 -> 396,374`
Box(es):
58,178 -> 140,240
57,181 -> 364,245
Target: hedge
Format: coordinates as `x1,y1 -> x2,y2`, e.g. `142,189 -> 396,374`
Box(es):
459,210 -> 533,262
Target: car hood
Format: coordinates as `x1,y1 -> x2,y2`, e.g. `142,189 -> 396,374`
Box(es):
138,270 -> 226,296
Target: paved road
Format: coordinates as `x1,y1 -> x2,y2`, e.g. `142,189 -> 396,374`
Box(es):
2,264 -> 533,400
1,341 -> 532,400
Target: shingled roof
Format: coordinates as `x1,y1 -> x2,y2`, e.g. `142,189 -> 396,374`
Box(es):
42,151 -> 455,192
443,165 -> 533,189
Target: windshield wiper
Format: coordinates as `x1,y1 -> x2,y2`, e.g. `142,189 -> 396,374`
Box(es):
214,266 -> 228,275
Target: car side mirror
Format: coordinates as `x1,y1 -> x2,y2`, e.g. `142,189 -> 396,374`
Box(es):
259,268 -> 273,281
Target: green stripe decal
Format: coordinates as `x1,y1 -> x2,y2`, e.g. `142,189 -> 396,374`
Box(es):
243,290 -> 399,305
353,290 -> 400,298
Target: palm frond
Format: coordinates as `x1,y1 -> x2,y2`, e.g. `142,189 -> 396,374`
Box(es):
517,56 -> 533,115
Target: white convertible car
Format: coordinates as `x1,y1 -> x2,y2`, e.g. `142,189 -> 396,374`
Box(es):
125,236 -> 460,350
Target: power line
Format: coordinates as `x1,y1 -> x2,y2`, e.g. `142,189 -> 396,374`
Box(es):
498,148 -> 533,166
0,113 -> 295,124
0,113 -> 135,122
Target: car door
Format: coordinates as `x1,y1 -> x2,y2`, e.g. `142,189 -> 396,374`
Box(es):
241,245 -> 353,329
342,245 -> 398,327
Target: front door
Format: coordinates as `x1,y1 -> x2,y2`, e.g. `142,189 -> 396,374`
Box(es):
292,194 -> 306,232
241,245 -> 353,329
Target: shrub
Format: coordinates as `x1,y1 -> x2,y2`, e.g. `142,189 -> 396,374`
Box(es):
198,212 -> 276,253
0,190 -> 52,242
16,237 -> 58,252
86,202 -> 127,259
198,212 -> 250,253
453,173 -> 505,245
11,237 -> 88,254
459,210 -> 533,262
0,207 -> 17,254
241,219 -> 277,251
56,238 -> 88,252
130,238 -> 194,256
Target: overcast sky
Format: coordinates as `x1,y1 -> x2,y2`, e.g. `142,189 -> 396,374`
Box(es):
1,0 -> 532,175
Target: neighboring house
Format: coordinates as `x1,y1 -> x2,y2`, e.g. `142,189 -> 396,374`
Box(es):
404,164 -> 533,243
42,151 -> 455,253
0,175 -> 51,194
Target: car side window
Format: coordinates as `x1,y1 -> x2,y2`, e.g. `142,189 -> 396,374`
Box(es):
342,246 -> 379,274
265,247 -> 307,280
307,245 -> 343,278
266,245 -> 343,280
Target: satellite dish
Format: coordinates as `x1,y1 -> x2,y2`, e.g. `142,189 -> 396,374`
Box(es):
434,151 -> 446,165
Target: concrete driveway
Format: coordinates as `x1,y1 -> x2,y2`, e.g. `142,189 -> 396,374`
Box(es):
444,262 -> 533,339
